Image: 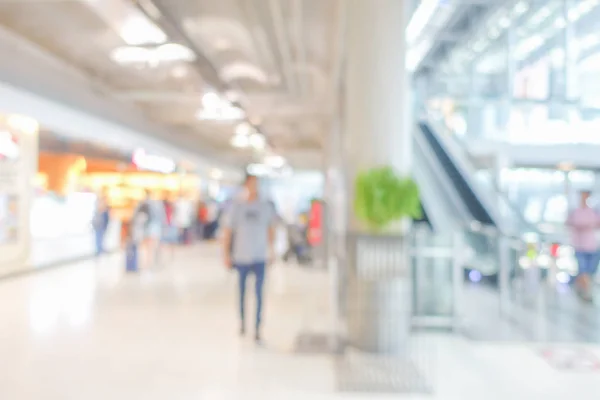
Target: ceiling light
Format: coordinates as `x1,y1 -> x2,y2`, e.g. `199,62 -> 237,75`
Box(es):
513,1 -> 529,16
120,14 -> 167,46
202,92 -> 221,108
235,123 -> 252,136
249,133 -> 266,150
155,43 -> 195,62
197,106 -> 245,122
171,65 -> 188,78
264,154 -> 285,168
198,93 -> 246,122
498,17 -> 511,29
111,44 -> 195,65
246,163 -> 271,177
554,17 -> 566,28
230,135 -> 249,148
111,46 -> 151,64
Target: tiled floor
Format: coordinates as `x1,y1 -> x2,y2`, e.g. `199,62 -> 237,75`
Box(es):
1,243 -> 600,399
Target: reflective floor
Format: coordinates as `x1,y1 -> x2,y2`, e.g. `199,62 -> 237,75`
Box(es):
1,244 -> 600,399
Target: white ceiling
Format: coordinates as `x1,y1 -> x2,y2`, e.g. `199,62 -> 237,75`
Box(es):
0,0 -> 342,169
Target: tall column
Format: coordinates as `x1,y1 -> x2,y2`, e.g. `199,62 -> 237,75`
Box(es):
344,0 -> 411,195
342,0 -> 412,355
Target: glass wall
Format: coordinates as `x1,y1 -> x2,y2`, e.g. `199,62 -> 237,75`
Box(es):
426,0 -> 600,145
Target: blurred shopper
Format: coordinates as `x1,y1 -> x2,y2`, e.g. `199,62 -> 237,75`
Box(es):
93,192 -> 111,257
223,173 -> 276,343
161,195 -> 177,262
204,201 -> 221,240
133,190 -> 166,268
196,201 -> 207,240
566,190 -> 600,301
174,193 -> 193,244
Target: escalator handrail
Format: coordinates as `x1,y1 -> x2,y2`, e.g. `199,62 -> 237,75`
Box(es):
413,133 -> 463,233
415,124 -> 494,234
425,113 -> 543,240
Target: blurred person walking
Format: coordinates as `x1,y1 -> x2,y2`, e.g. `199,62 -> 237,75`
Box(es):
133,190 -> 166,268
567,190 -> 600,301
161,195 -> 177,262
174,192 -> 193,244
223,173 -> 276,343
93,192 -> 111,257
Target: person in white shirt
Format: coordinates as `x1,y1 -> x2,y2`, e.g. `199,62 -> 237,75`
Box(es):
174,194 -> 193,244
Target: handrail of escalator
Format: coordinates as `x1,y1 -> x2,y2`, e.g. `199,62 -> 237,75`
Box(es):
424,112 -> 544,241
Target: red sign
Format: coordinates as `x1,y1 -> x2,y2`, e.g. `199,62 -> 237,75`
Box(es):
308,201 -> 322,246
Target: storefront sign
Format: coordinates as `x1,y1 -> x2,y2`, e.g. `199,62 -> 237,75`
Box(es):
132,148 -> 176,174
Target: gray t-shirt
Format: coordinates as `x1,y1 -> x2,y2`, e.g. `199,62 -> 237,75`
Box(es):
223,199 -> 275,264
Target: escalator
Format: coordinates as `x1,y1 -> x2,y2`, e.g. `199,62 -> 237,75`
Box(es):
418,122 -> 495,227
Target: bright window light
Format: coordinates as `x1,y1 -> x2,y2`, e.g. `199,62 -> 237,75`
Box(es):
120,14 -> 167,46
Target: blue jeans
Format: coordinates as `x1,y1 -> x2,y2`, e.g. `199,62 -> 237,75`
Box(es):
94,228 -> 106,256
575,251 -> 600,276
235,262 -> 266,331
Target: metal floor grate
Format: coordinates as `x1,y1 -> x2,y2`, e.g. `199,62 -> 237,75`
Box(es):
335,351 -> 432,393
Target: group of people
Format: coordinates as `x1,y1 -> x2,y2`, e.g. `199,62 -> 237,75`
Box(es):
92,190 -> 223,268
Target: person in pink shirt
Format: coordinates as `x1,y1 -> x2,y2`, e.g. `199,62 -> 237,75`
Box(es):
566,191 -> 600,301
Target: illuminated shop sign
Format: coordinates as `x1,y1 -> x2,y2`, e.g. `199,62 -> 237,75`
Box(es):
132,148 -> 176,174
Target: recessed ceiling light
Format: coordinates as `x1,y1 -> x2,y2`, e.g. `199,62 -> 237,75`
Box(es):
249,133 -> 266,150
230,135 -> 249,148
235,123 -> 252,136
171,65 -> 188,78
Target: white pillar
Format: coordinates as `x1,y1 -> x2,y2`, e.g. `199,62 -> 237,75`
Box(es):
344,0 -> 411,179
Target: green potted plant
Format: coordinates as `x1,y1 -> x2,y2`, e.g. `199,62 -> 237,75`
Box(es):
353,166 -> 421,232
